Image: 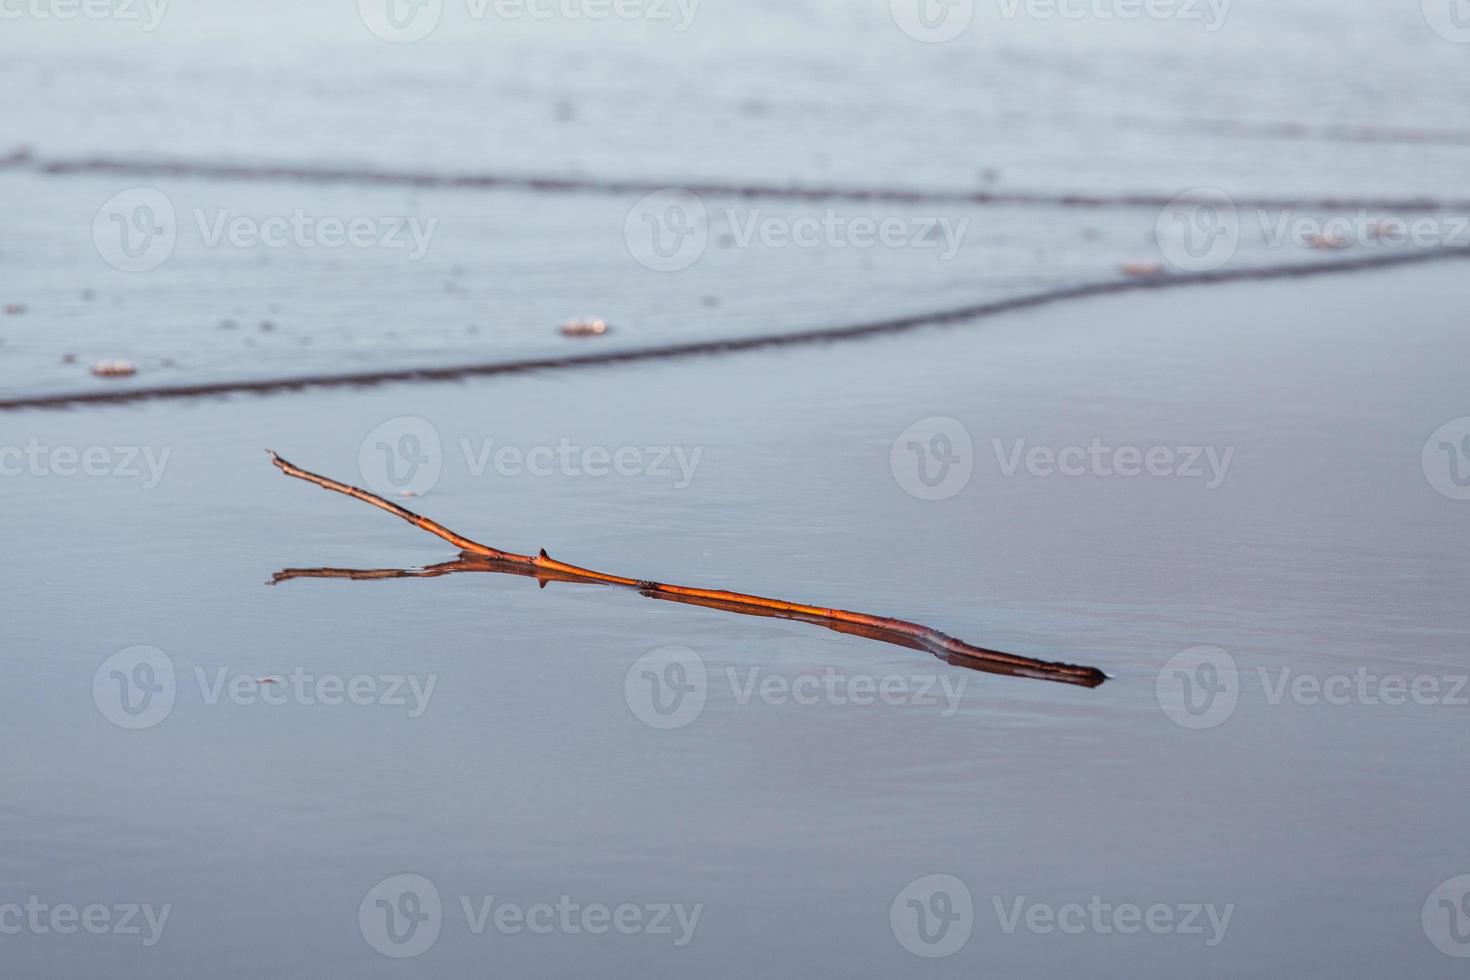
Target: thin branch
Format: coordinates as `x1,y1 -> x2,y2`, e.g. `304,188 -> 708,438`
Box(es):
267,452 -> 1108,688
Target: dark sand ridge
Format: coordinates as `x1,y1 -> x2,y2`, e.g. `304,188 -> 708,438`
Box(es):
4,244 -> 1467,412
7,148 -> 1470,212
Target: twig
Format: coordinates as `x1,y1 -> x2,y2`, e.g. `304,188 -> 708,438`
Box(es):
268,452 -> 1108,688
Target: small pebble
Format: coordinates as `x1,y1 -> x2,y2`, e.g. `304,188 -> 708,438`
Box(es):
4,303 -> 24,315
91,359 -> 137,378
560,317 -> 610,337
259,320 -> 274,332
1120,261 -> 1165,278
61,353 -> 77,364
1308,233 -> 1350,250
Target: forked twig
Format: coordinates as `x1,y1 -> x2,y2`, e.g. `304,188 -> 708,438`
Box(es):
268,452 -> 1107,688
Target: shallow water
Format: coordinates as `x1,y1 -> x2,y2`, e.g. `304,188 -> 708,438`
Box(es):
4,261 -> 1468,977
4,0 -> 1470,400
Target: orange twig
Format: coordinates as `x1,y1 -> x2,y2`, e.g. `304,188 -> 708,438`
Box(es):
268,452 -> 1108,688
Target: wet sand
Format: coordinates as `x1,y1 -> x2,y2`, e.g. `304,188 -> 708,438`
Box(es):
4,259 -> 1467,977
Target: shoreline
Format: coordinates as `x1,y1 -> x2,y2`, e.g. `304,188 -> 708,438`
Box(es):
5,244 -> 1466,412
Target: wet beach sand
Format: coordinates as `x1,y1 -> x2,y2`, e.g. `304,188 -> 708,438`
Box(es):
6,0 -> 1470,975
3,259 -> 1468,978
